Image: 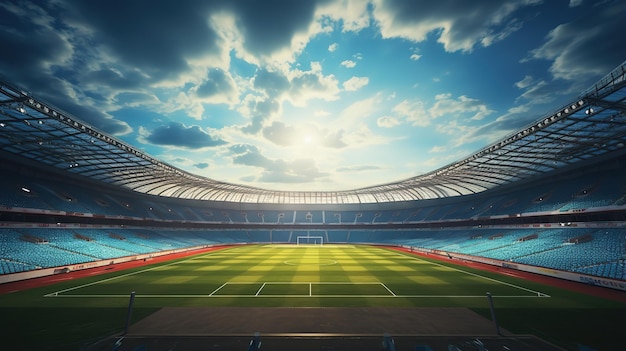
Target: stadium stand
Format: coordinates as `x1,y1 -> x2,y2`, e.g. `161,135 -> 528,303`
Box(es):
1,62 -> 625,291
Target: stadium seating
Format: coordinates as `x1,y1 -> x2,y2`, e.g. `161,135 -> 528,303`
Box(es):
1,156 -> 625,283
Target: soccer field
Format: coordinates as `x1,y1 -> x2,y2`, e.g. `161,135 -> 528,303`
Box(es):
42,245 -> 548,302
1,244 -> 624,350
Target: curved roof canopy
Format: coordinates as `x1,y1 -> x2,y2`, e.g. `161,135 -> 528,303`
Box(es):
1,61 -> 625,204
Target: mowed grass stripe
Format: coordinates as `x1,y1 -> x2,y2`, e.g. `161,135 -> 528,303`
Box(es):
46,245 -> 547,299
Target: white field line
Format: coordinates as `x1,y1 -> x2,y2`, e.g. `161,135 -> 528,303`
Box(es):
221,281 -> 383,284
379,282 -> 396,296
393,251 -> 551,298
43,251 -> 222,297
45,277 -> 552,298
255,283 -> 266,296
209,282 -> 228,296
43,294 -> 550,299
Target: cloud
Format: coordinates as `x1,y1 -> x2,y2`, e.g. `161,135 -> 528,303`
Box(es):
429,145 -> 447,153
0,2 -> 73,80
142,122 -> 226,149
288,62 -> 341,105
337,165 -> 383,172
341,60 -> 357,68
66,1 -> 224,82
372,0 -> 541,52
527,1 -> 624,84
392,99 -> 430,127
569,0 -> 583,7
253,68 -> 290,97
318,0 -> 371,32
514,77 -> 553,104
240,63 -> 341,134
343,76 -> 369,91
377,115 -> 402,128
410,54 -> 422,61
322,130 -> 347,148
194,162 -> 209,169
429,93 -> 493,121
328,43 -> 338,52
193,68 -> 239,105
261,121 -> 347,149
262,121 -> 298,146
225,0 -> 320,61
229,144 -> 328,184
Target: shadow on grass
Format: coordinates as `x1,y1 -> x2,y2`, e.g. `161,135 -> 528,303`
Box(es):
472,307 -> 626,351
1,307 -> 158,351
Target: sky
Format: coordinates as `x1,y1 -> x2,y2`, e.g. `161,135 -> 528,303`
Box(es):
0,0 -> 624,192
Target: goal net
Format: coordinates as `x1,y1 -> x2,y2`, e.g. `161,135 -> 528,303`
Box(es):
296,236 -> 324,245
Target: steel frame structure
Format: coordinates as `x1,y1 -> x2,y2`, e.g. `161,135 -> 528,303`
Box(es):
1,61 -> 625,204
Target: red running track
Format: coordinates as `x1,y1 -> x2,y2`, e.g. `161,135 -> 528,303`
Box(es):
0,246 -> 231,295
387,246 -> 626,303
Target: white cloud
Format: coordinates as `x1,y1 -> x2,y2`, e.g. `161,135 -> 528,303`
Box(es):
317,0 -> 371,32
287,62 -> 342,106
377,115 -> 401,128
410,53 -> 422,61
514,75 -> 535,89
569,0 -> 583,7
429,93 -> 493,121
328,42 -> 338,52
429,145 -> 447,153
392,99 -> 430,127
341,60 -> 357,68
343,76 -> 369,91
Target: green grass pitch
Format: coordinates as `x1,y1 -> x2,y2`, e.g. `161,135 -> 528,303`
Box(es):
0,244 -> 624,350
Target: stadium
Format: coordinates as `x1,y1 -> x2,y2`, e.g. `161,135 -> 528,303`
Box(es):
1,54 -> 626,350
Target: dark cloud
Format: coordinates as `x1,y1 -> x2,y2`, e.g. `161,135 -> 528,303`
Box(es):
528,1 -> 625,84
229,144 -> 328,184
227,0 -> 321,57
65,104 -> 133,135
374,0 -> 541,52
0,2 -> 71,80
145,122 -> 226,149
66,0 -> 220,81
253,69 -> 290,96
241,98 -> 281,134
194,162 -> 209,169
82,68 -> 148,90
196,68 -> 237,99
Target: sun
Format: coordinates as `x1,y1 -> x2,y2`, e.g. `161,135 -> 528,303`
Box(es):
304,135 -> 312,144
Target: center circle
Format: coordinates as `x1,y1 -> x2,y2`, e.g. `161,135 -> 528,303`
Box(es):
283,259 -> 337,266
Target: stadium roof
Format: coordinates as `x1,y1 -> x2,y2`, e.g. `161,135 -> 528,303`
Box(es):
1,61 -> 625,204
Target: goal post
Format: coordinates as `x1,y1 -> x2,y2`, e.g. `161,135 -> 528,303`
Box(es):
296,236 -> 324,245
